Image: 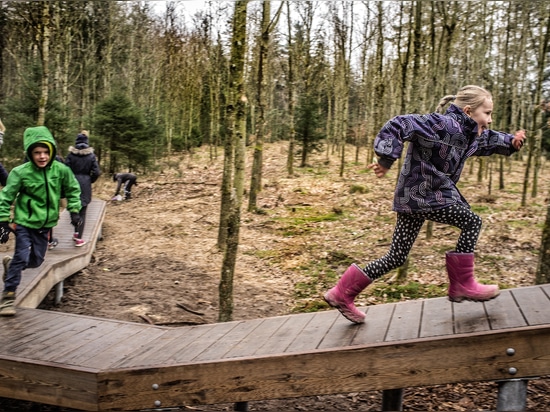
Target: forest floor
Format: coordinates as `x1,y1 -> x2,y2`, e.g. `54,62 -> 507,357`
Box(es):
1,141 -> 549,411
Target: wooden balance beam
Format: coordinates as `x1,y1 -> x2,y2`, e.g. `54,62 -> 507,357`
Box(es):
0,198 -> 548,411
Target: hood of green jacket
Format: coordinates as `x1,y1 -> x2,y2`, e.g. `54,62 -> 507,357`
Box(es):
23,126 -> 57,167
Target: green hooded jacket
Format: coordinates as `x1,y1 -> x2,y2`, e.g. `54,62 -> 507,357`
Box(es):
0,126 -> 81,229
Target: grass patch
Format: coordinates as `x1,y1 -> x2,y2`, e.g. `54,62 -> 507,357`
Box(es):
273,207 -> 347,236
369,282 -> 446,303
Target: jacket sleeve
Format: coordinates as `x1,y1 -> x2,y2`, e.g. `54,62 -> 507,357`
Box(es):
0,169 -> 21,222
374,114 -> 432,169
0,163 -> 8,187
91,156 -> 101,183
474,130 -> 517,157
63,167 -> 82,213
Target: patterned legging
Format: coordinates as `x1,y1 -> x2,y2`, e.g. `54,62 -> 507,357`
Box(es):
364,204 -> 482,280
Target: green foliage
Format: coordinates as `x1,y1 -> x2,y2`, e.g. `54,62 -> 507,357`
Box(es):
295,96 -> 325,166
93,93 -> 154,173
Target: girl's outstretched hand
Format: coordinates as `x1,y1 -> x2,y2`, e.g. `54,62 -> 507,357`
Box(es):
367,162 -> 389,178
512,129 -> 526,150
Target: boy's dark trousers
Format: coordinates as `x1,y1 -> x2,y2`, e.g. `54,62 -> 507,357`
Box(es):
4,226 -> 49,292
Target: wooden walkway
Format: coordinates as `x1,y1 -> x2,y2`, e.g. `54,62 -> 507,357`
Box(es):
0,199 -> 549,411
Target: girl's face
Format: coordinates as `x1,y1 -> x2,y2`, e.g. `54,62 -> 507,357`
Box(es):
465,98 -> 493,136
31,146 -> 50,168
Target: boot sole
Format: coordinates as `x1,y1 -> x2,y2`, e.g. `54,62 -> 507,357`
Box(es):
323,295 -> 365,324
0,309 -> 16,317
448,291 -> 500,303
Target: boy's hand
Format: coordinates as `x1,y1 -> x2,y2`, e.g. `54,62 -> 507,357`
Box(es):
0,222 -> 12,244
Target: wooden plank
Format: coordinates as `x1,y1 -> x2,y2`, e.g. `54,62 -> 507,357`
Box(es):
385,300 -> 423,342
0,310 -> 63,343
111,324 -> 216,368
511,286 -> 550,326
78,326 -> 170,369
420,297 -> 454,338
167,321 -> 240,364
38,319 -> 122,361
253,313 -> 312,356
2,316 -> 100,357
452,300 -> 490,334
97,325 -> 550,411
285,311 -> 341,352
224,316 -> 291,358
194,319 -> 266,361
46,322 -> 164,367
316,310 -> 359,350
484,290 -> 527,330
352,304 -> 395,345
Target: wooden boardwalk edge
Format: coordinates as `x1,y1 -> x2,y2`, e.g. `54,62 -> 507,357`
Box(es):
96,324 -> 550,411
0,323 -> 547,411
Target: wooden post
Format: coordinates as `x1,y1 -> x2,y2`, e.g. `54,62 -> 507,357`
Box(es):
496,379 -> 528,412
55,281 -> 64,305
234,401 -> 248,411
382,388 -> 403,411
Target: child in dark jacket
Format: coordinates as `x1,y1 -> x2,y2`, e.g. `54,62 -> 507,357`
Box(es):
324,85 -> 526,324
0,118 -> 9,186
0,126 -> 82,316
65,130 -> 101,247
113,172 -> 137,200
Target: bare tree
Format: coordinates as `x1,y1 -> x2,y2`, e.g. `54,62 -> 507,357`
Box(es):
218,0 -> 249,322
248,1 -> 283,212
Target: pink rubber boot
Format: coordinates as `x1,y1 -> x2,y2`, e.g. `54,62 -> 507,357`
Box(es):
446,251 -> 499,302
324,264 -> 372,323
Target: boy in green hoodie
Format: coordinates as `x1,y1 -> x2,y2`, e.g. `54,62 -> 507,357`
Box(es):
0,126 -> 82,316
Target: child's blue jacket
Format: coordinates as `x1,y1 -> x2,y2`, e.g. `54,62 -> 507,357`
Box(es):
374,104 -> 518,213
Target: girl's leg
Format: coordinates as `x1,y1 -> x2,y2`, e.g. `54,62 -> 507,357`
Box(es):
422,204 -> 482,253
76,205 -> 87,239
364,213 -> 425,279
422,204 -> 497,301
325,213 -> 424,323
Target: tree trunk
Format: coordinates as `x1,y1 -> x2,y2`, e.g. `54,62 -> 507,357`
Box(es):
536,198 -> 550,285
248,1 -> 282,211
285,1 -> 295,177
219,0 -> 249,323
37,2 -> 51,126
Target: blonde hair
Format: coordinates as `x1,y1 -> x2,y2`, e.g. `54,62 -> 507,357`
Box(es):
436,85 -> 492,113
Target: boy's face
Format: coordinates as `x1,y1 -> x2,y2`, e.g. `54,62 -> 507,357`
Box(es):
31,146 -> 50,168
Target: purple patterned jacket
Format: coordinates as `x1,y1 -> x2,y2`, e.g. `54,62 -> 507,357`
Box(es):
374,104 -> 518,213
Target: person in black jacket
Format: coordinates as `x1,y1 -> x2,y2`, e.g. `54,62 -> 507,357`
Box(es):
112,172 -> 137,200
0,118 -> 9,186
65,130 -> 101,247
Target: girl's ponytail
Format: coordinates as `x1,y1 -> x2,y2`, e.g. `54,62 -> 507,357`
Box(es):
436,95 -> 456,113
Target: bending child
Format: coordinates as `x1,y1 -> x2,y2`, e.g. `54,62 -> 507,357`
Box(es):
324,85 -> 526,324
113,172 -> 137,200
0,126 -> 82,316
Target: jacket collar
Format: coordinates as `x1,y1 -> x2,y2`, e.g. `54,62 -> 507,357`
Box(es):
445,104 -> 479,138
